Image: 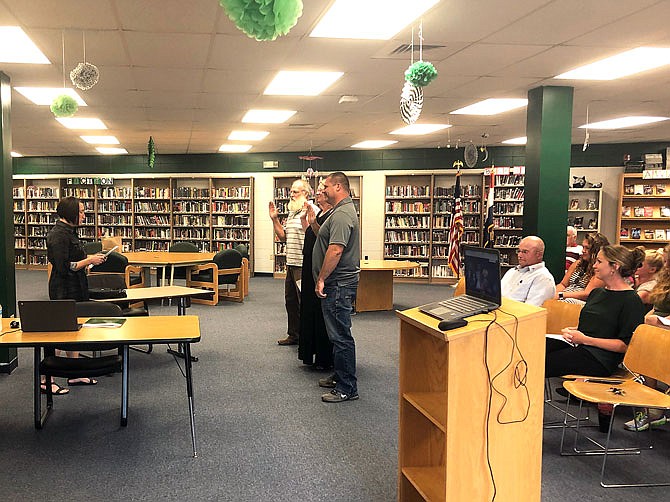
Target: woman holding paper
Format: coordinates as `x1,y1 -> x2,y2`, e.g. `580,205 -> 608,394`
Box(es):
545,245 -> 645,378
46,196 -> 107,392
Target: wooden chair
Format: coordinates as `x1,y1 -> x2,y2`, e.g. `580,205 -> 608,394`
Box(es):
234,243 -> 250,298
187,249 -> 244,305
561,324 -> 670,487
543,298 -> 583,334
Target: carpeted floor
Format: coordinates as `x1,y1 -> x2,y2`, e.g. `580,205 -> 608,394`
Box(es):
0,270 -> 667,501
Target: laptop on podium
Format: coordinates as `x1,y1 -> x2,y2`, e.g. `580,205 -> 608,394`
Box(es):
420,246 -> 502,321
18,300 -> 80,332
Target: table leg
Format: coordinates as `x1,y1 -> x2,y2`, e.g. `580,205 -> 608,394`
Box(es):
121,345 -> 129,426
167,297 -> 198,362
356,270 -> 395,312
33,348 -> 50,429
183,342 -> 198,458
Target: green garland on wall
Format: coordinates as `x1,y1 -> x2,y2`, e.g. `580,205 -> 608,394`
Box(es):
148,136 -> 155,169
219,0 -> 303,41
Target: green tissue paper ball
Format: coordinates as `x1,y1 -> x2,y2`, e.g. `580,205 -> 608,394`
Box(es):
50,94 -> 79,118
219,0 -> 303,41
404,61 -> 438,87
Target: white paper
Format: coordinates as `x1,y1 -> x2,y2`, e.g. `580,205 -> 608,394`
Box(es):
546,333 -> 577,347
657,315 -> 670,326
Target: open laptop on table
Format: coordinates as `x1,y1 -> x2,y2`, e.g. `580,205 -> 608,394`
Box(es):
420,246 -> 502,321
18,300 -> 81,332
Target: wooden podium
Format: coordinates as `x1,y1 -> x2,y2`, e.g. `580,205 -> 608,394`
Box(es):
396,298 -> 546,502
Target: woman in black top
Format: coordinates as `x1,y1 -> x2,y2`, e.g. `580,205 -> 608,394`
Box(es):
546,245 -> 646,377
298,184 -> 334,369
46,197 -> 107,391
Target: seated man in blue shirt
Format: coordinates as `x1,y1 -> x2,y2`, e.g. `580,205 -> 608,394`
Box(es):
501,236 -> 556,307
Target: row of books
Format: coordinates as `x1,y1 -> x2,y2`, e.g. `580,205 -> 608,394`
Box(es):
385,230 -> 431,243
624,184 -> 666,196
570,199 -> 598,210
385,215 -> 430,228
494,187 -> 524,200
621,206 -> 670,218
433,185 -> 481,198
620,228 -> 670,240
385,185 -> 431,198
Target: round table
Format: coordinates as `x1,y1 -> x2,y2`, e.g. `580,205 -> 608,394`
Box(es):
357,260 -> 420,312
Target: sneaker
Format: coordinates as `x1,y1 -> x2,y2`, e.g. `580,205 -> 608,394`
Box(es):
277,336 -> 298,346
624,411 -> 667,431
321,389 -> 359,403
318,376 -> 337,388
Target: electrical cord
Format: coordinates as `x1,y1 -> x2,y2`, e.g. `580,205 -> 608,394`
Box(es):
0,328 -> 21,337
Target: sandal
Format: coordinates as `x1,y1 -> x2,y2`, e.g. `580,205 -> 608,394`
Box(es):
67,378 -> 98,386
40,382 -> 70,395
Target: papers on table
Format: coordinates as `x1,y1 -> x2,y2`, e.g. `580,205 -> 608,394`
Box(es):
83,318 -> 126,328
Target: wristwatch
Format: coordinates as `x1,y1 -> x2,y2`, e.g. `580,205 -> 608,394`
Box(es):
558,292 -> 564,300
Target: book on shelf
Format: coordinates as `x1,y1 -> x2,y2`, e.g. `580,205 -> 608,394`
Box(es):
644,206 -> 654,217
644,229 -> 654,240
631,228 -> 641,239
656,184 -> 666,195
634,184 -> 644,195
586,199 -> 597,210
573,216 -> 583,228
666,229 -> 670,240
634,206 -> 644,217
643,185 -> 654,195
569,199 -> 580,210
621,206 -> 631,217
588,218 -> 597,229
624,184 -> 634,195
654,229 -> 666,240
620,227 -> 629,238
661,206 -> 670,217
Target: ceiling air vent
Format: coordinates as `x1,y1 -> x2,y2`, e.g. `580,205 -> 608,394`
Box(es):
288,123 -> 315,128
389,43 -> 445,56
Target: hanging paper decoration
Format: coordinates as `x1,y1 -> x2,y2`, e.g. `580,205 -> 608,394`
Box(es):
399,81 -> 423,125
148,136 -> 155,169
404,60 -> 438,87
50,95 -> 78,118
219,0 -> 304,41
70,62 -> 100,90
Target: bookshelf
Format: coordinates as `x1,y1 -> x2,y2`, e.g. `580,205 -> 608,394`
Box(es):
25,179 -> 60,269
97,180 -> 133,252
617,172 -> 670,248
133,178 -> 172,251
61,180 -> 96,244
486,166 -> 525,269
13,179 -> 26,268
384,175 -> 431,280
568,187 -> 602,236
172,178 -> 211,252
211,178 -> 253,268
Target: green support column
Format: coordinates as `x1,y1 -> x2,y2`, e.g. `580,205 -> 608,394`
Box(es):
524,86 -> 574,281
0,71 -> 18,373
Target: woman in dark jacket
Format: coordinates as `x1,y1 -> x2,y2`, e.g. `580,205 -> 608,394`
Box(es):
45,197 -> 107,392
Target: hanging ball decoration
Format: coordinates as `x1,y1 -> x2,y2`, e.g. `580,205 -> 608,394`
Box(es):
50,94 -> 79,118
404,61 -> 438,87
399,81 -> 423,125
70,62 -> 100,90
147,136 -> 155,169
219,0 -> 303,41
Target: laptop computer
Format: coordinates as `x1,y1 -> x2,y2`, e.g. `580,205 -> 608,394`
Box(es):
18,300 -> 81,332
420,246 -> 502,321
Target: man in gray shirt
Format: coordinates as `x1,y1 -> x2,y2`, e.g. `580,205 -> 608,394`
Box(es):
313,172 -> 360,403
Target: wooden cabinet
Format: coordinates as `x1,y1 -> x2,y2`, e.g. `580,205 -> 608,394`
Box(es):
397,299 -> 545,502
617,172 -> 670,248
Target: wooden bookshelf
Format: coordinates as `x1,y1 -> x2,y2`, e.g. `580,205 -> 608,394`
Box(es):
486,166 -> 525,269
617,172 -> 670,248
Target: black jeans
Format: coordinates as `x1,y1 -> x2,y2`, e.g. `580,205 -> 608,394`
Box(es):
545,338 -> 610,378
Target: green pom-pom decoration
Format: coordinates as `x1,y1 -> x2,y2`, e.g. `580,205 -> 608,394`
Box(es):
404,61 -> 438,87
219,0 -> 303,41
50,94 -> 79,118
148,136 -> 155,169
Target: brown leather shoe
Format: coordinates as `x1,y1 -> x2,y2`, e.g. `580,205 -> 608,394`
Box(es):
277,336 -> 298,346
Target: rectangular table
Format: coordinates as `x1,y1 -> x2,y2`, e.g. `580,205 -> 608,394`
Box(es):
0,315 -> 201,457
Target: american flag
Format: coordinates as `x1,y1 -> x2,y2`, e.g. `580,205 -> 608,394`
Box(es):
483,170 -> 495,248
448,169 -> 464,276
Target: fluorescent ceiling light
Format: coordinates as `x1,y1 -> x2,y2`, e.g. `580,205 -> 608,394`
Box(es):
10,151 -> 23,157
81,135 -> 119,145
56,117 -> 107,130
264,71 -> 344,96
0,27 -> 50,64
451,99 -> 528,116
390,124 -> 451,135
311,0 -> 440,40
242,109 -> 296,124
351,140 -> 398,149
219,144 -> 252,153
555,47 -> 670,80
228,130 -> 269,141
578,116 -> 669,130
502,137 -> 527,145
14,87 -> 87,106
96,147 -> 127,155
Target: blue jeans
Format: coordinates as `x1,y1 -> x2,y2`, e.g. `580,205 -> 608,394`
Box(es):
321,283 -> 358,396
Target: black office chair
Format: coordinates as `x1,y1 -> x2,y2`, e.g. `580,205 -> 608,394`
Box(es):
38,302 -> 124,427
89,251 -> 144,287
164,241 -> 199,285
83,241 -> 103,254
187,248 -> 244,305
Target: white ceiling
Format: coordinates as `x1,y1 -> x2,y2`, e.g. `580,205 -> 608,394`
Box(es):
1,0 -> 670,156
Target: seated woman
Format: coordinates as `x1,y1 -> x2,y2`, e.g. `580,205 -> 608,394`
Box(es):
555,232 -> 609,304
634,247 -> 663,309
624,244 -> 670,431
546,244 -> 645,378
